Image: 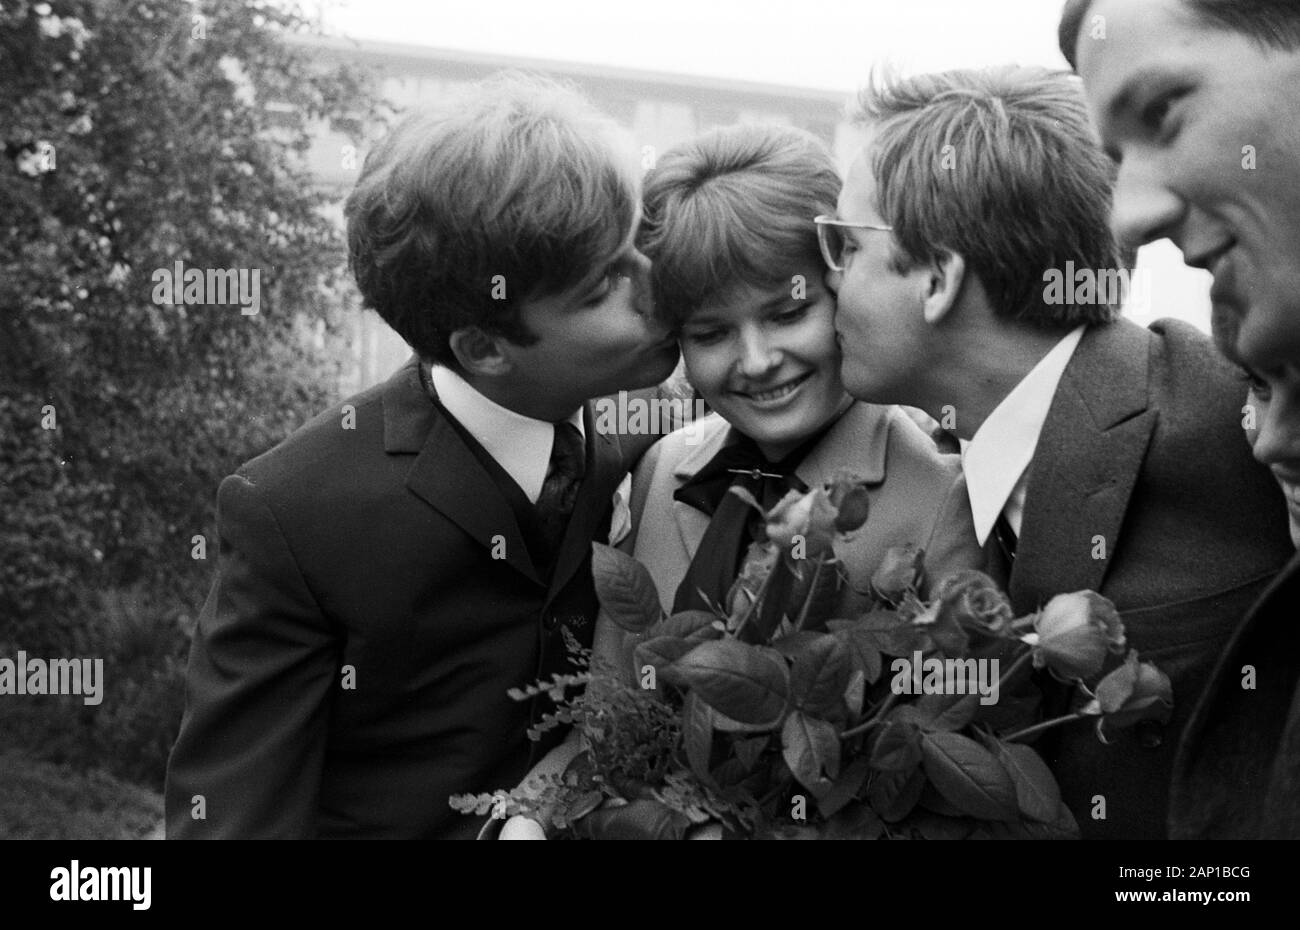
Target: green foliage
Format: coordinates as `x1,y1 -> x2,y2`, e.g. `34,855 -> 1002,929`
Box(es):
0,0 -> 383,796
0,583 -> 191,790
0,749 -> 163,839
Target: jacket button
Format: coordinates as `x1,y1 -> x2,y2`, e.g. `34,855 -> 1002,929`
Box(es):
543,613 -> 560,631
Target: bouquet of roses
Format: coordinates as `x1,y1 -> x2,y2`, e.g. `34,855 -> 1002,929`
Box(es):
451,473 -> 1174,839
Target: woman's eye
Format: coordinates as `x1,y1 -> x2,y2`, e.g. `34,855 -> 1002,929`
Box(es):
684,328 -> 725,346
773,304 -> 810,325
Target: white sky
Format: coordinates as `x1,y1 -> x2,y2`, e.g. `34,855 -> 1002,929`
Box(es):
308,0 -> 1212,332
312,0 -> 1071,91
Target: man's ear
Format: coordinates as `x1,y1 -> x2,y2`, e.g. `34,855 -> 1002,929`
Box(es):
448,327 -> 513,377
921,251 -> 966,326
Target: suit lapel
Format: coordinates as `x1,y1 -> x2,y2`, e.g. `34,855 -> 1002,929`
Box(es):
386,358 -> 542,586
1170,550 -> 1300,837
1011,321 -> 1157,614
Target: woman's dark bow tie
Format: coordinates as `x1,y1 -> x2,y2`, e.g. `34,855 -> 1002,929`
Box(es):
673,435 -> 815,518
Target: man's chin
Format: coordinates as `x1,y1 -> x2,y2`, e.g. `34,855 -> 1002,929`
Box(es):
839,367 -> 882,404
588,369 -> 677,400
622,345 -> 681,391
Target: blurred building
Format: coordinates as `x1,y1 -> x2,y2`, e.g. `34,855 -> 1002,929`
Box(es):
284,33 -> 855,393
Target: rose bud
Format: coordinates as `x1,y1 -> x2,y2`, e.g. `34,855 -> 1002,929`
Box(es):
871,545 -> 924,603
933,570 -> 1013,642
1030,591 -> 1126,681
765,488 -> 837,558
826,474 -> 872,534
725,542 -> 777,619
1092,650 -> 1173,732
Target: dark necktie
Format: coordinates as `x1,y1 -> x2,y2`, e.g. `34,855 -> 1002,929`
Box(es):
984,509 -> 1018,591
671,434 -> 816,615
993,511 -> 1018,561
535,420 -> 586,562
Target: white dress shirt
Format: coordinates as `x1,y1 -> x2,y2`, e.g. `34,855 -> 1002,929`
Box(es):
959,326 -> 1085,546
430,365 -> 584,504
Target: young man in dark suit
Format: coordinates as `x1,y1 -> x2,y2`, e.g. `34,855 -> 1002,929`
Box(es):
823,65 -> 1293,838
164,74 -> 680,838
1062,0 -> 1300,839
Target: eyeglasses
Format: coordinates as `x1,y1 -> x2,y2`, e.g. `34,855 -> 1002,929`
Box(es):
814,214 -> 894,273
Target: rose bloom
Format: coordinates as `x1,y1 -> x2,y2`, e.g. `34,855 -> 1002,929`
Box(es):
764,487 -> 838,557
1031,591 -> 1126,681
1092,650 -> 1174,733
825,472 -> 871,534
933,570 -> 1013,642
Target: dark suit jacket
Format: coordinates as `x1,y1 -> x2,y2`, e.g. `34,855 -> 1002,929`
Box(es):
1168,550 -> 1300,839
1005,318 -> 1293,839
165,357 -> 656,838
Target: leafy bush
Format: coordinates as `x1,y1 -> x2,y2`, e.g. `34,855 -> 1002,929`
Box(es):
0,749 -> 163,840
0,0 -> 383,801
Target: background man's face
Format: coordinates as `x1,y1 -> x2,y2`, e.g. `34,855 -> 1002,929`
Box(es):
1074,0 -> 1300,375
827,148 -> 934,408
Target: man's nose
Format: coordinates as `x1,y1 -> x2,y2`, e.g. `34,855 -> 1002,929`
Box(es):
1252,393 -> 1300,471
1111,157 -> 1185,252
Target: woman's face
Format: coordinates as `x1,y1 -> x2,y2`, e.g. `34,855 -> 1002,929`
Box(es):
1245,363 -> 1300,548
679,272 -> 852,461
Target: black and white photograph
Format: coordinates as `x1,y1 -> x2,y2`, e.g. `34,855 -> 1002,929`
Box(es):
2,0 -> 1297,902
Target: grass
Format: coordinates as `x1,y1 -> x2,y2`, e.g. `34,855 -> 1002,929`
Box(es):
0,749 -> 163,839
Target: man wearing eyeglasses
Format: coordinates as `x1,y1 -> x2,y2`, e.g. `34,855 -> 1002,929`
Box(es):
821,66 -> 1292,839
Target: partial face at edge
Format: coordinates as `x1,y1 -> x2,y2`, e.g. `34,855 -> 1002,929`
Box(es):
1244,364 -> 1300,548
1074,0 -> 1300,376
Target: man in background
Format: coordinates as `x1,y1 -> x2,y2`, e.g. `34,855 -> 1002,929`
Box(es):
1062,0 -> 1300,838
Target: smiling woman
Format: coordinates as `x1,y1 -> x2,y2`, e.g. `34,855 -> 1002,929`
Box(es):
622,121 -> 985,616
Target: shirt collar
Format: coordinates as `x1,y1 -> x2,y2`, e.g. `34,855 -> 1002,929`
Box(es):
960,326 -> 1085,545
429,364 -> 584,504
